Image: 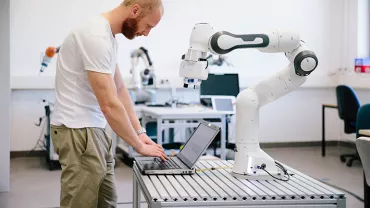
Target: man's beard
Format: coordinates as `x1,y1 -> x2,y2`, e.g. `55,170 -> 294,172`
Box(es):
121,18 -> 140,40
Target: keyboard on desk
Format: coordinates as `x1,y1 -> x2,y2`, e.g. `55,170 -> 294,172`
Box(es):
146,104 -> 170,107
139,158 -> 181,170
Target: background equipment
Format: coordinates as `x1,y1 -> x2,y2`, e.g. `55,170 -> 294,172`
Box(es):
129,47 -> 157,104
39,46 -> 60,74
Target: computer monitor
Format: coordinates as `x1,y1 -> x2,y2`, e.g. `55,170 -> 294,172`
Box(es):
211,96 -> 236,114
200,73 -> 240,98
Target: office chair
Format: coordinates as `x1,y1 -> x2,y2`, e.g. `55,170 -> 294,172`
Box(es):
356,104 -> 370,207
336,85 -> 361,167
356,104 -> 370,138
356,104 -> 370,162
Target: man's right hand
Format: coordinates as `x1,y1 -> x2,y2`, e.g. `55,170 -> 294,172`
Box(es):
136,143 -> 169,161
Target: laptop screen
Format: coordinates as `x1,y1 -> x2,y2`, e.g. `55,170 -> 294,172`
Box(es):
177,122 -> 220,168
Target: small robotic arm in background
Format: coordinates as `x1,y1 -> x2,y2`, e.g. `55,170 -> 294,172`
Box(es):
130,47 -> 156,89
179,23 -> 318,180
40,46 -> 60,74
129,47 -> 157,104
206,54 -> 233,67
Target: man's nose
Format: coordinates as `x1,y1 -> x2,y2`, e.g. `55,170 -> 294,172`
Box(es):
143,29 -> 151,36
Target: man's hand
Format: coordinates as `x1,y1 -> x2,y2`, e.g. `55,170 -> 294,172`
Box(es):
139,133 -> 156,145
136,143 -> 169,161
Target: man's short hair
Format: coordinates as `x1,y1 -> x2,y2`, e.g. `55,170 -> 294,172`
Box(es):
122,0 -> 163,16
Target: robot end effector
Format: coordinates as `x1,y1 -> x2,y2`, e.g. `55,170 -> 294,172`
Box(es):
179,23 -> 318,88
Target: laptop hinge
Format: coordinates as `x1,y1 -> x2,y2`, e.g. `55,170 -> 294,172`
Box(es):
175,156 -> 191,169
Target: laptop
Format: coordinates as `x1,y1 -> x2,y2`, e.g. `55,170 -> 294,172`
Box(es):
211,96 -> 236,114
134,120 -> 220,175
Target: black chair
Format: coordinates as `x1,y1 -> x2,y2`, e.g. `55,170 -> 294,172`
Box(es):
355,104 -> 370,208
336,85 -> 361,167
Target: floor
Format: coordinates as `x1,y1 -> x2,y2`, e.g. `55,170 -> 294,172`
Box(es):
0,146 -> 364,208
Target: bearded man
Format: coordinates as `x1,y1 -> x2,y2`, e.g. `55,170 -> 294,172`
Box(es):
50,1 -> 168,207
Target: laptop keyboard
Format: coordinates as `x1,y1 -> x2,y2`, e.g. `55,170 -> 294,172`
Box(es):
139,158 -> 181,170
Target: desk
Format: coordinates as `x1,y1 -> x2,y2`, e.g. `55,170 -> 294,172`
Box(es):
141,107 -> 227,159
359,129 -> 370,208
118,106 -> 228,160
359,129 -> 370,136
132,159 -> 346,208
322,104 -> 338,157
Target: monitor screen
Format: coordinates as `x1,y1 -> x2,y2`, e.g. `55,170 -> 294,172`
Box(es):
213,98 -> 234,111
177,123 -> 219,168
200,74 -> 239,97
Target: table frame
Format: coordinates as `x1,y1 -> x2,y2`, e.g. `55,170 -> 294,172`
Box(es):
322,104 -> 338,157
132,160 -> 346,208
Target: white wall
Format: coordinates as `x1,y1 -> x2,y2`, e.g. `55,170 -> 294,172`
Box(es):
357,0 -> 370,58
0,0 -> 11,192
8,0 -> 370,151
11,0 -> 344,80
342,0 -> 370,71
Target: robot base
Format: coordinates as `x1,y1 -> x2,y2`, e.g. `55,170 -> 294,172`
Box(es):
232,146 -> 284,180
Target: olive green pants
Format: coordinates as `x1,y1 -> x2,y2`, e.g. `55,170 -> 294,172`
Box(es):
51,125 -> 117,208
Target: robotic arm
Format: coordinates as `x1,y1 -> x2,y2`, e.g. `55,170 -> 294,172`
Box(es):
130,47 -> 156,89
39,46 -> 60,74
129,47 -> 157,104
180,23 -> 318,180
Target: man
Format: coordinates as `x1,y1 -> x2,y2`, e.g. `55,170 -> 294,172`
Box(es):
50,0 -> 168,207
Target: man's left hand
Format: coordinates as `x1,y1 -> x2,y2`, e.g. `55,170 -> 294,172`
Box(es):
139,133 -> 162,148
138,133 -> 169,160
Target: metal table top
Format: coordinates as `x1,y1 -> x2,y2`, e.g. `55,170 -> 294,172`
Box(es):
133,160 -> 346,208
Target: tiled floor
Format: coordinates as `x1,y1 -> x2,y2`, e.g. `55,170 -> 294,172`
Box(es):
0,146 -> 364,208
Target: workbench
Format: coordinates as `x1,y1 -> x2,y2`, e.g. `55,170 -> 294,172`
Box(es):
132,160 -> 346,208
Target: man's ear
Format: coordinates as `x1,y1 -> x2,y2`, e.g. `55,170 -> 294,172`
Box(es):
131,4 -> 141,18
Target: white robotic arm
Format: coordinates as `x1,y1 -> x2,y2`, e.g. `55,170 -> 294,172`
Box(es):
39,46 -> 60,74
129,47 -> 157,104
130,47 -> 156,89
179,23 -> 318,180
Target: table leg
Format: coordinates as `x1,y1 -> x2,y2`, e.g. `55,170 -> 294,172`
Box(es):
322,105 -> 326,157
220,115 -> 227,160
365,172 -> 370,208
157,117 -> 163,146
133,172 -> 140,208
164,120 -> 169,143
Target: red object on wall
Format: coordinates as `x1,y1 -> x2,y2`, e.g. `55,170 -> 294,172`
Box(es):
354,65 -> 370,73
354,58 -> 370,73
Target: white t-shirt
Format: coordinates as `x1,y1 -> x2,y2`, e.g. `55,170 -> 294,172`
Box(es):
51,15 -> 118,128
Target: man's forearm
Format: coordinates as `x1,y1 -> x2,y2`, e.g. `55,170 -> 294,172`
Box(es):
102,97 -> 143,151
117,84 -> 142,131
